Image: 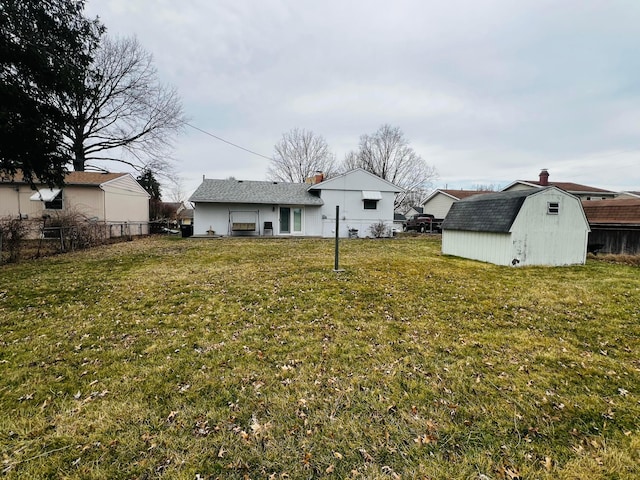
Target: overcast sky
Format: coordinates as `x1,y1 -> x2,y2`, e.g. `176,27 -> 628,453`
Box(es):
85,0 -> 640,198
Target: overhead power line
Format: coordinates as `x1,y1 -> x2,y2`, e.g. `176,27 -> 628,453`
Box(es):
185,122 -> 273,161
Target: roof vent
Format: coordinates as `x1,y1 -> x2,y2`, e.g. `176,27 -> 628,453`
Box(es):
273,182 -> 278,184
238,180 -> 243,183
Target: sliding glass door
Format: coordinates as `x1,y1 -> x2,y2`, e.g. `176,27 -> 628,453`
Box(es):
279,207 -> 303,234
279,207 -> 290,234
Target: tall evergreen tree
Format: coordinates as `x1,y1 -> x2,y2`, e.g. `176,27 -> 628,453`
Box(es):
0,0 -> 102,186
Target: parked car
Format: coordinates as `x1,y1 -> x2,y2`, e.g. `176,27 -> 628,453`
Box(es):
403,214 -> 437,233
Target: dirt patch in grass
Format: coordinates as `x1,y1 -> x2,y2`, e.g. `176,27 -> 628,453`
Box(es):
588,252 -> 640,267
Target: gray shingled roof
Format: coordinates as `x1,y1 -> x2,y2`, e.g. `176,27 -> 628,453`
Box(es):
442,188 -> 544,233
189,179 -> 324,206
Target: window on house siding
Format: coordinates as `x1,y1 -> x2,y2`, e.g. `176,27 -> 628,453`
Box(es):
547,202 -> 559,215
45,191 -> 63,210
363,199 -> 378,210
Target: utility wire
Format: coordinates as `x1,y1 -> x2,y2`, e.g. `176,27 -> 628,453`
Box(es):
185,122 -> 273,161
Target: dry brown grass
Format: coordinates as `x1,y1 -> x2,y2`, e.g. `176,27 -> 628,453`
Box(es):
1,236 -> 638,479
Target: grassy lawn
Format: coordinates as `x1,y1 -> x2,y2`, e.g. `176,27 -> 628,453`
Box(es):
1,236 -> 639,479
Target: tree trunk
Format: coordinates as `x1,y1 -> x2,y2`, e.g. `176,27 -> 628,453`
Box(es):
73,141 -> 85,171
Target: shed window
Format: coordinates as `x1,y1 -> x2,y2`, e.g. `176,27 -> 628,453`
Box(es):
547,202 -> 559,215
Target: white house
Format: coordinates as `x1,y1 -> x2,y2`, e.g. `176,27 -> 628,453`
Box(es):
441,187 -> 590,266
189,168 -> 402,238
421,189 -> 493,220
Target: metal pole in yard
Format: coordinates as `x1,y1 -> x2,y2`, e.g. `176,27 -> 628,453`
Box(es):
333,205 -> 344,272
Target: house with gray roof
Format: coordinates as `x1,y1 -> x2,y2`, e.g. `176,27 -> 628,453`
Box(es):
189,168 -> 401,237
441,186 -> 590,266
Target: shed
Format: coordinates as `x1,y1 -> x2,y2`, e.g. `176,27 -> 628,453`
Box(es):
441,187 -> 590,266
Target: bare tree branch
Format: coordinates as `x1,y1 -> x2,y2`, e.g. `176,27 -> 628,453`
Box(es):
58,35 -> 185,175
343,124 -> 438,209
267,128 -> 338,183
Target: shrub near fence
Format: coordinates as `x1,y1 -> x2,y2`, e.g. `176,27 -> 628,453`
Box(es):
0,218 -> 28,263
0,215 -> 149,263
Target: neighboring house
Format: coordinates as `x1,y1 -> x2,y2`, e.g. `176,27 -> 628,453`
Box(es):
189,168 -> 401,238
0,171 -> 150,237
153,201 -> 193,225
502,169 -> 616,200
404,206 -> 423,218
441,187 -> 590,266
421,189 -> 494,220
177,206 -> 194,226
581,198 -> 640,255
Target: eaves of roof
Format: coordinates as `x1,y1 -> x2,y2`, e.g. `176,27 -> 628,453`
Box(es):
189,179 -> 324,206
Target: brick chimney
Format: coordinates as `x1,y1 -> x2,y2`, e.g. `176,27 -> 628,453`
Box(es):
311,171 -> 324,184
539,169 -> 549,186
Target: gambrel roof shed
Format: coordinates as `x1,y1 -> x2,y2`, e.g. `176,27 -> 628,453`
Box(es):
442,187 -> 590,266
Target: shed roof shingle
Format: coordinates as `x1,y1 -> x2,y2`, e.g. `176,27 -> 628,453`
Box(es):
189,179 -> 324,206
442,188 -> 543,233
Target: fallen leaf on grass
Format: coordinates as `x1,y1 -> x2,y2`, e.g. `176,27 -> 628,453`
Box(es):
250,416 -> 272,437
501,465 -> 521,479
359,448 -> 374,462
414,434 -> 438,446
166,411 -> 178,423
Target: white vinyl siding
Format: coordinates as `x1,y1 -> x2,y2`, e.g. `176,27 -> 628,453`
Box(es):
422,193 -> 457,219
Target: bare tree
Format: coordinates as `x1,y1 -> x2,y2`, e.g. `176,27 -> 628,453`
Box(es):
60,36 -> 185,174
343,124 -> 437,209
267,128 -> 337,183
398,188 -> 431,214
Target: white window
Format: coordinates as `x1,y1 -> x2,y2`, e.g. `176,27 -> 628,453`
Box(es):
362,191 -> 381,210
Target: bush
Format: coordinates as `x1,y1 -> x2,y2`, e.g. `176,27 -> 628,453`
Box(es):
0,217 -> 28,263
43,210 -> 108,251
368,220 -> 391,238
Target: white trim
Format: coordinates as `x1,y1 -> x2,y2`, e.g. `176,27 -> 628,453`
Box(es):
362,190 -> 382,200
